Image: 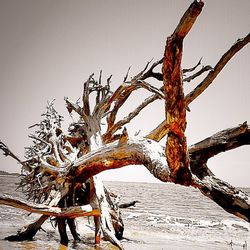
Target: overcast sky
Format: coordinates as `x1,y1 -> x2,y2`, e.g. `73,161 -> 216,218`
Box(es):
0,0 -> 249,186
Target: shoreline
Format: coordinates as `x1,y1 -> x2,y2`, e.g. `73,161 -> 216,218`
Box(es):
0,175 -> 249,249
1,227 -> 245,250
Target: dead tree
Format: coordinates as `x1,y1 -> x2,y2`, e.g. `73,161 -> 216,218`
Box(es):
0,1 -> 250,249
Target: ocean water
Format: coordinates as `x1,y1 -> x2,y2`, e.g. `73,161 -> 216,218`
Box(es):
0,175 -> 249,250
106,181 -> 250,250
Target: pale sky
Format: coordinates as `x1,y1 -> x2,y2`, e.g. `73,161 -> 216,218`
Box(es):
0,0 -> 249,186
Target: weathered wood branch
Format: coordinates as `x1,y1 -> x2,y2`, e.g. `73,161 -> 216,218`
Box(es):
105,79 -> 163,140
189,122 -> 250,162
72,123 -> 249,222
183,65 -> 212,82
186,33 -> 250,105
0,194 -> 100,218
189,122 -> 250,180
0,140 -> 31,172
3,123 -> 249,223
146,120 -> 171,142
162,0 -> 203,184
135,57 -> 210,82
0,140 -> 22,163
140,58 -> 163,80
71,137 -> 171,183
189,122 -> 250,222
106,81 -> 141,132
139,80 -> 165,99
183,57 -> 202,74
92,73 -> 113,119
163,35 -> 190,184
82,74 -> 93,116
105,59 -> 213,142
103,89 -> 163,141
147,33 -> 250,142
87,135 -> 124,250
119,200 -> 139,208
173,0 -> 204,39
65,97 -> 83,117
5,215 -> 49,241
104,3 -> 205,145
194,175 -> 250,222
107,95 -> 159,139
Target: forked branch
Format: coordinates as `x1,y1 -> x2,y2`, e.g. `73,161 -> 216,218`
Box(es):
147,33 -> 250,142
0,140 -> 31,172
186,33 -> 250,105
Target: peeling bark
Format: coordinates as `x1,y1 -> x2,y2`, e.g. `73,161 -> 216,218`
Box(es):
147,33 -> 250,142
162,0 -> 203,185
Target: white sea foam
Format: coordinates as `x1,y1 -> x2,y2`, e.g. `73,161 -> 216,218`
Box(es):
1,176 -> 249,249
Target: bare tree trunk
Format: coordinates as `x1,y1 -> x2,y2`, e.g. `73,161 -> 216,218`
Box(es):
162,0 -> 203,185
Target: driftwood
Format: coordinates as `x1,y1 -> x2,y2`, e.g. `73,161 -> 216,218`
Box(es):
0,194 -> 100,218
5,215 -> 49,241
119,201 -> 140,209
0,1 -> 250,249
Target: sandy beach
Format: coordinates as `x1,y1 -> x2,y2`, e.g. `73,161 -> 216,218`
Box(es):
0,176 -> 249,250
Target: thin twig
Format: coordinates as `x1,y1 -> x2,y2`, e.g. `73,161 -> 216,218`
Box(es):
183,65 -> 213,82
183,57 -> 202,74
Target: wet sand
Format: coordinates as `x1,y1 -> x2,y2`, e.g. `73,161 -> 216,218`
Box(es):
0,214 -> 245,250
0,176 -> 249,249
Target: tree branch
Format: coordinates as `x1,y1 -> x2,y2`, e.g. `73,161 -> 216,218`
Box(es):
5,215 -> 49,241
73,120 -> 250,186
103,94 -> 161,141
71,137 -> 171,183
186,33 -> 250,105
146,33 -> 250,142
183,57 -> 202,74
0,194 -> 100,218
189,122 -> 250,161
82,74 -> 93,116
173,0 -> 204,39
0,140 -> 31,172
183,65 -> 212,82
162,0 -> 203,184
119,200 -> 139,208
70,130 -> 250,222
65,97 -> 83,117
2,123 -> 250,223
189,122 -> 250,222
193,175 -> 250,222
140,58 -> 163,80
105,79 -> 164,139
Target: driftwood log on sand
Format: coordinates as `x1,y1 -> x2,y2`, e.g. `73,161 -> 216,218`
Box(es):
0,1 -> 249,249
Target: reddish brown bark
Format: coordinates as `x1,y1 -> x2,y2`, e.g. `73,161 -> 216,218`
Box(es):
163,0 -> 204,185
